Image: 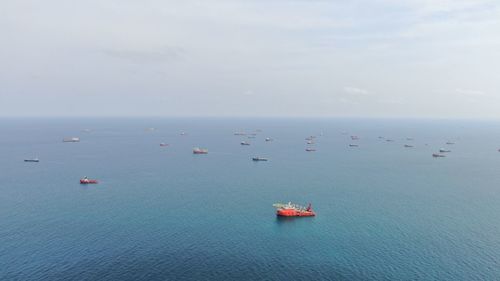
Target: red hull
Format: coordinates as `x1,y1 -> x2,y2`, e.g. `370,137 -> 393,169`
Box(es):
277,209 -> 315,217
80,179 -> 98,184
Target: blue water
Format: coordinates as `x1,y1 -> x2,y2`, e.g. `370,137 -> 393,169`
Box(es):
1,118 -> 499,280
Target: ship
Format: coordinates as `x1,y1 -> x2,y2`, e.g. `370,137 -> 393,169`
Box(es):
305,148 -> 316,152
404,144 -> 413,148
273,202 -> 315,217
351,135 -> 359,140
307,140 -> 314,144
63,137 -> 80,142
265,137 -> 273,142
252,157 -> 268,161
24,158 -> 39,162
193,147 -> 208,154
349,144 -> 358,147
446,141 -> 455,145
160,143 -> 169,147
240,141 -> 250,145
439,149 -> 451,153
432,153 -> 446,158
80,177 -> 98,184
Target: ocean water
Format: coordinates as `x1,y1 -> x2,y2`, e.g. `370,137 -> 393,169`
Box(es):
1,118 -> 499,281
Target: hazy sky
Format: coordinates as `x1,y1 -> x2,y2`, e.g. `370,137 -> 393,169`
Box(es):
1,0 -> 500,118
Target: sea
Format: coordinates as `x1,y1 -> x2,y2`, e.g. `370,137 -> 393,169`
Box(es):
1,118 -> 499,281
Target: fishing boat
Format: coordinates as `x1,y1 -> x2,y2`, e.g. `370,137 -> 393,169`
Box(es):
80,177 -> 98,184
193,147 -> 208,154
252,157 -> 268,161
432,153 -> 446,158
63,137 -> 80,142
24,158 -> 39,162
273,202 -> 315,217
241,141 -> 250,145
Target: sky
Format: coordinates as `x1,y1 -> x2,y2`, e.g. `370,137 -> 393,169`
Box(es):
1,0 -> 500,118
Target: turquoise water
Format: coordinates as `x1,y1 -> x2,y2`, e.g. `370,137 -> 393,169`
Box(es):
1,118 -> 499,280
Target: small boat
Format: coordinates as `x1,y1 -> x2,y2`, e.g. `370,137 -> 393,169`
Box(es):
305,136 -> 315,141
265,137 -> 273,142
240,141 -> 250,145
351,135 -> 359,140
307,140 -> 314,144
252,157 -> 268,161
80,177 -> 98,184
404,144 -> 413,148
273,202 -> 315,217
432,153 -> 446,158
386,139 -> 394,142
180,132 -> 187,136
193,147 -> 208,154
234,132 -> 246,136
439,149 -> 451,153
305,148 -> 316,152
160,143 -> 169,147
446,142 -> 455,145
349,144 -> 358,147
63,137 -> 80,142
24,158 -> 39,162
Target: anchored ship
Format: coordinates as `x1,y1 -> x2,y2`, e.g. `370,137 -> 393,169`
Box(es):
80,177 -> 98,184
273,202 -> 315,217
193,147 -> 208,154
63,137 -> 80,142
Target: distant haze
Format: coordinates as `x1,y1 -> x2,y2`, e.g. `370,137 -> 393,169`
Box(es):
1,0 -> 499,118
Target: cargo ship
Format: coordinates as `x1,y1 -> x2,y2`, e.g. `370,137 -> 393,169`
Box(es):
80,177 -> 98,184
63,137 -> 80,142
252,157 -> 268,161
273,202 -> 315,217
193,147 -> 208,154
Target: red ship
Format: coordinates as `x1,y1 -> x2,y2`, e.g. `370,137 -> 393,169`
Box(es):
273,202 -> 315,217
80,177 -> 98,184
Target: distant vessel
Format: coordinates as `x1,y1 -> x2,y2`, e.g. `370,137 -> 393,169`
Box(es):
439,149 -> 451,153
252,157 -> 268,161
404,144 -> 413,148
80,177 -> 98,184
406,137 -> 414,141
446,142 -> 455,145
273,202 -> 315,217
247,136 -> 256,139
234,132 -> 246,136
432,153 -> 446,158
24,158 -> 39,162
351,135 -> 359,140
63,137 -> 80,142
193,147 -> 208,154
160,143 -> 169,147
265,137 -> 273,142
349,144 -> 358,147
386,139 -> 394,142
307,140 -> 314,144
305,148 -> 316,152
180,132 -> 187,136
240,141 -> 250,145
